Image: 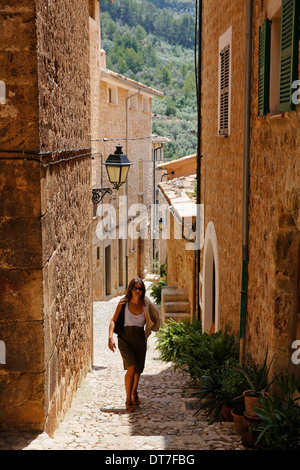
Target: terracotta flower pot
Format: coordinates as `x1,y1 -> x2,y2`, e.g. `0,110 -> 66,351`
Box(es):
243,391 -> 263,420
221,405 -> 234,422
231,409 -> 244,436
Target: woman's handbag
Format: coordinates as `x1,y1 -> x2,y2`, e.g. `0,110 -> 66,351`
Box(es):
114,302 -> 126,335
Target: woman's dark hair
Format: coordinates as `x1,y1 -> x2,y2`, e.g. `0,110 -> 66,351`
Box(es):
124,277 -> 146,304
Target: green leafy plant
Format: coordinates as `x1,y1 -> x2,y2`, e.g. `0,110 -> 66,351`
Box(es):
221,366 -> 249,413
152,259 -> 160,274
150,279 -> 166,304
254,370 -> 300,450
193,368 -> 225,424
155,318 -> 202,363
177,327 -> 238,382
237,350 -> 276,398
159,263 -> 166,278
193,361 -> 249,423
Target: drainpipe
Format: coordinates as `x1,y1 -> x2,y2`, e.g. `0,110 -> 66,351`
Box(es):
196,0 -> 202,322
153,144 -> 163,264
239,0 -> 252,365
125,90 -> 140,288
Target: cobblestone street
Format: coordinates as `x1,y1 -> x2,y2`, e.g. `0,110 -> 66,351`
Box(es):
0,287 -> 246,451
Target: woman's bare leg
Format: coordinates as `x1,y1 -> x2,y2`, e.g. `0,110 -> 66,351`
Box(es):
132,372 -> 140,401
125,365 -> 136,404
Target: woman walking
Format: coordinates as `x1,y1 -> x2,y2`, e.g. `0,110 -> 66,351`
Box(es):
108,278 -> 160,412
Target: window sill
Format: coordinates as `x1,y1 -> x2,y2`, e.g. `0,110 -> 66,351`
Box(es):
269,112 -> 285,120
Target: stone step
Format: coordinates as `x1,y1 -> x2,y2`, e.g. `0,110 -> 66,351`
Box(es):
164,312 -> 191,322
163,301 -> 190,313
161,286 -> 189,302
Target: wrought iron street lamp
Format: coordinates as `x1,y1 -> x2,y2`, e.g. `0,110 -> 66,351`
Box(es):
92,145 -> 132,204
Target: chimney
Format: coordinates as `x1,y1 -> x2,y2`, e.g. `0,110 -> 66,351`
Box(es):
100,49 -> 106,68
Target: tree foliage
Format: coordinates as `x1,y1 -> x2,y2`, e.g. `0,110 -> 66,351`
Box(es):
99,0 -> 197,160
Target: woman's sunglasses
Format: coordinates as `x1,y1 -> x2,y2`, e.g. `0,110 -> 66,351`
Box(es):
132,286 -> 143,291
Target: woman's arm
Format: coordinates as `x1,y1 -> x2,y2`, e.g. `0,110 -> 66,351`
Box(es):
108,300 -> 124,351
144,296 -> 160,331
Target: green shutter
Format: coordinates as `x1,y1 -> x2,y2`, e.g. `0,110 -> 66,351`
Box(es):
258,19 -> 271,116
278,0 -> 299,112
219,44 -> 230,135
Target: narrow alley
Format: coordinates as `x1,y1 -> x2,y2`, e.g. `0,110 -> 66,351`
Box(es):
0,285 -> 245,451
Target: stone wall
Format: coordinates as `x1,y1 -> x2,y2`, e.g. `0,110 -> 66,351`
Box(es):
165,215 -> 196,319
246,0 -> 300,373
200,0 -> 246,334
92,79 -> 156,300
0,0 -> 43,431
38,0 -> 93,434
200,0 -> 299,377
0,0 -> 93,433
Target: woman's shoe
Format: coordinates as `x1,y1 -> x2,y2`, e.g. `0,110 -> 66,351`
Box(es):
125,401 -> 135,412
132,394 -> 140,406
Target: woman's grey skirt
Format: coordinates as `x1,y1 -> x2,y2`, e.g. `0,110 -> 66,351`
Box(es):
118,326 -> 147,374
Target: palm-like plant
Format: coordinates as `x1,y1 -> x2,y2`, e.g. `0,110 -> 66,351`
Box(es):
238,351 -> 276,397
255,370 -> 300,450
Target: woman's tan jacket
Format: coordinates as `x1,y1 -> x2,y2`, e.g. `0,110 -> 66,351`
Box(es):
143,296 -> 160,339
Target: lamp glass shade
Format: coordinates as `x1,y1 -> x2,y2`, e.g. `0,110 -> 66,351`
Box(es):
104,145 -> 132,187
119,165 -> 130,183
106,164 -> 121,184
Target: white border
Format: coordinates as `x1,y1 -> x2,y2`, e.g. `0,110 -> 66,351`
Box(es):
202,221 -> 219,333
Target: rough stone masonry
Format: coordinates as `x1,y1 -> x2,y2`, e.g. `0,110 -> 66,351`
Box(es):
0,0 -> 93,434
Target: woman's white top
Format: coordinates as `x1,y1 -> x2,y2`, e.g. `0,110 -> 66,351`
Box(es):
124,303 -> 146,327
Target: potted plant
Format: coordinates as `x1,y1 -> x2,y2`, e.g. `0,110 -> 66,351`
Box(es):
254,370 -> 300,449
193,358 -> 245,425
193,368 -> 225,424
238,351 -> 275,420
220,365 -> 249,432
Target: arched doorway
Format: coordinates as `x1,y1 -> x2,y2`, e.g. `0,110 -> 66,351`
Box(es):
202,222 -> 219,333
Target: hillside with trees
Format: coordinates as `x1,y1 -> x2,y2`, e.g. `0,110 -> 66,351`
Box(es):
99,0 -> 197,160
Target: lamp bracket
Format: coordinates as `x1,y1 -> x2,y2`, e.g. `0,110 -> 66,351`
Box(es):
92,187 -> 113,204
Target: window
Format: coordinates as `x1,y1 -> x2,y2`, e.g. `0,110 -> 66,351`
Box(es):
269,7 -> 281,115
129,94 -> 137,110
0,341 -> 6,365
278,0 -> 299,112
108,86 -> 118,105
218,27 -> 232,136
258,0 -> 299,116
258,19 -> 271,116
142,97 -> 150,112
0,81 -> 5,105
138,159 -> 143,194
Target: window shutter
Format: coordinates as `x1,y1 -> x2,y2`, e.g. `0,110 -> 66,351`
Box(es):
278,0 -> 299,112
258,19 -> 271,116
219,44 -> 230,136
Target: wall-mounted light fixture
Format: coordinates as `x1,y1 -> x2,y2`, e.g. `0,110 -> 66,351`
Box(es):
92,145 -> 132,204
